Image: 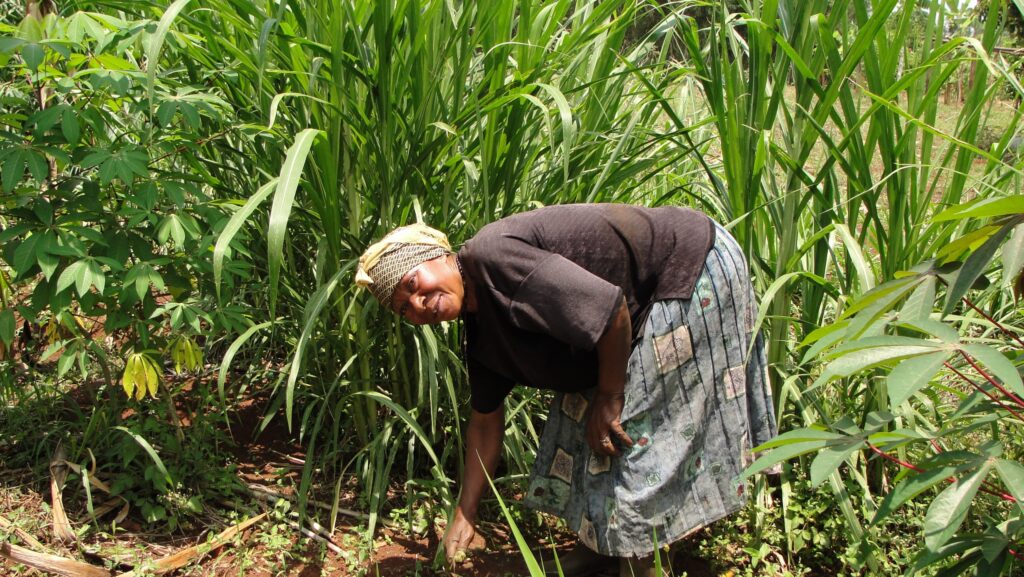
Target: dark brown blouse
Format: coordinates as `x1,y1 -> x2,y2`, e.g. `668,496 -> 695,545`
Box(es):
458,204 -> 715,413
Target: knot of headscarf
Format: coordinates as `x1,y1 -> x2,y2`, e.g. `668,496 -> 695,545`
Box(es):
355,223 -> 452,307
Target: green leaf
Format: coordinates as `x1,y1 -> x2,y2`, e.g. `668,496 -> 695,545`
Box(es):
80,149 -> 112,168
98,158 -> 118,185
0,309 -> 15,348
32,200 -> 53,226
217,321 -> 272,404
743,440 -> 832,478
12,234 -> 41,276
943,224 -> 1013,316
285,268 -> 344,431
213,178 -> 278,300
25,151 -> 48,183
829,335 -> 940,356
899,275 -> 937,321
1002,224 -> 1024,288
156,100 -> 177,127
157,215 -> 186,247
35,248 -> 58,281
835,223 -> 876,291
0,37 -> 25,54
752,427 -> 844,451
888,351 -> 948,407
30,105 -> 63,135
894,317 -> 959,343
810,437 -> 864,488
812,345 -> 939,390
873,457 -> 984,525
2,148 -> 25,193
122,149 -> 150,177
961,344 -> 1024,398
180,103 -> 200,128
934,196 -> 1024,222
114,426 -> 172,486
268,128 -> 320,318
56,260 -> 87,294
800,318 -> 851,363
126,263 -> 162,301
57,348 -> 76,378
924,461 -> 992,551
86,260 -> 104,295
21,42 -> 44,71
61,105 -> 80,145
994,459 -> 1024,516
146,0 -> 194,113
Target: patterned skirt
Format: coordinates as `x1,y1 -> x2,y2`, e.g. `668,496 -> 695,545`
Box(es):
523,224 -> 777,558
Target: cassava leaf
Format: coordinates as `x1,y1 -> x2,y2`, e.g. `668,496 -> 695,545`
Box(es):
924,461 -> 992,551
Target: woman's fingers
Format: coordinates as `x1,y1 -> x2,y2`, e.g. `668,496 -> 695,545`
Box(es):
445,515 -> 487,563
586,395 -> 630,456
611,420 -> 634,447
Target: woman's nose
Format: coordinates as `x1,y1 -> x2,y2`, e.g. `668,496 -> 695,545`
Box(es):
411,293 -> 426,312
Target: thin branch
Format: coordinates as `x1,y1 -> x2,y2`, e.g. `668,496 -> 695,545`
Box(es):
868,443 -> 923,472
957,350 -> 1024,408
945,362 -> 1024,422
149,127 -> 235,166
926,439 -> 1016,501
961,296 -> 1024,349
869,443 -> 1018,503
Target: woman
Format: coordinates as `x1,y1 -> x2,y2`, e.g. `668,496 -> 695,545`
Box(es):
355,204 -> 776,577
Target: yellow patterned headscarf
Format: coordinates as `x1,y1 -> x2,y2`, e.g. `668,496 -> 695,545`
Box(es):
355,223 -> 452,306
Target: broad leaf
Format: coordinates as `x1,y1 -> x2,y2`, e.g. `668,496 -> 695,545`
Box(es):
961,344 -> 1024,398
56,260 -> 88,294
810,437 -> 864,487
873,457 -> 982,525
812,345 -> 939,390
888,351 -> 948,406
743,439 -> 833,478
924,461 -> 992,551
943,223 -> 1012,316
994,459 -> 1024,516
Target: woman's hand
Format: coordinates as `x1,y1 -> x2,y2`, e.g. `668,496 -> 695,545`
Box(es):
444,508 -> 485,565
591,297 -> 634,456
587,393 -> 633,456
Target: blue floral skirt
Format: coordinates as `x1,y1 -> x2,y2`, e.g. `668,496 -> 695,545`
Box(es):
523,225 -> 776,558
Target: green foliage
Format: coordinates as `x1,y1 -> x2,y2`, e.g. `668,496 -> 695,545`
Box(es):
0,4 -> 251,526
4,0 -> 1024,573
749,197 -> 1024,574
0,8 -> 239,383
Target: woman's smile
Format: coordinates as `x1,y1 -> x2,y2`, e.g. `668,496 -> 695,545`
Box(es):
390,255 -> 465,324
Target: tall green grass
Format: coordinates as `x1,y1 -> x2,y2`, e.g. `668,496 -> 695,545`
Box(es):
76,0 -> 702,537
47,0 -> 1024,568
643,0 -> 1024,566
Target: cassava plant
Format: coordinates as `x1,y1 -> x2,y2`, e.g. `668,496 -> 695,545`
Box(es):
747,195 -> 1024,574
0,4 -> 251,523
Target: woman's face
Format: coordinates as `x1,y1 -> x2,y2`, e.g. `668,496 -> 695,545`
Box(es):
390,254 -> 464,325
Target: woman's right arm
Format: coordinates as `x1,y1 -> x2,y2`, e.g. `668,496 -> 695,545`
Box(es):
444,407 -> 505,560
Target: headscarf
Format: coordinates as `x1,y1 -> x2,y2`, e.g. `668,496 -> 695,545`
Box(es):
355,223 -> 452,307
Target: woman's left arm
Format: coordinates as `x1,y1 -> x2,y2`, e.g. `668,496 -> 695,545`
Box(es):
587,296 -> 635,456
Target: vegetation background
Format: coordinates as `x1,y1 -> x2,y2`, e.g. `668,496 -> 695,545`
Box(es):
3,0 -> 1024,575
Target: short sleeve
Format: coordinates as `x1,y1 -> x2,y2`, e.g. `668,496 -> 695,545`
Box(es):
510,253 -> 623,350
469,355 -> 516,413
